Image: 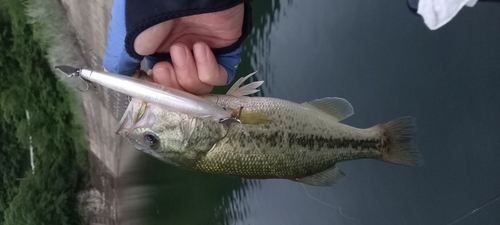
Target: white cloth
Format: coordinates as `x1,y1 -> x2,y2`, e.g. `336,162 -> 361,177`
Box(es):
418,0 -> 478,30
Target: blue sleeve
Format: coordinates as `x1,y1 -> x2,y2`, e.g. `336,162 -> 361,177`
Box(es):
215,45 -> 242,84
103,0 -> 143,76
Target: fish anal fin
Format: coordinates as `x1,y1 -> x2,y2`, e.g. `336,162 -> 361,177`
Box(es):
226,71 -> 263,97
295,166 -> 345,186
301,97 -> 353,121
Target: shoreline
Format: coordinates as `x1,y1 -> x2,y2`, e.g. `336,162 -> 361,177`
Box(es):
57,0 -> 137,224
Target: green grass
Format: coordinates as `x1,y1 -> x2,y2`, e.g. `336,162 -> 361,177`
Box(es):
0,0 -> 90,224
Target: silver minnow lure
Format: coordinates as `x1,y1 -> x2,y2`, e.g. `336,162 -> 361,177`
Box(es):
55,65 -> 231,121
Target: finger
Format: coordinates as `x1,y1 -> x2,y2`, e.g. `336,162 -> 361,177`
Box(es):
170,43 -> 213,95
151,61 -> 186,91
133,70 -> 154,82
193,42 -> 228,86
134,21 -> 173,56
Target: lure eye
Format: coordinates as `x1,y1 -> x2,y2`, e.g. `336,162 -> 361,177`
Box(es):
143,132 -> 159,148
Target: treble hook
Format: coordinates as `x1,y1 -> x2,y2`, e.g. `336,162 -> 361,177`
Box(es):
219,106 -> 244,124
55,65 -> 95,92
76,76 -> 92,92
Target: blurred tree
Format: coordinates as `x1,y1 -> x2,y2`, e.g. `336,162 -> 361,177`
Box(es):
0,114 -> 29,222
0,0 -> 88,224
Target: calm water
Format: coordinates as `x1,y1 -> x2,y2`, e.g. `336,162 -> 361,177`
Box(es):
118,0 -> 500,224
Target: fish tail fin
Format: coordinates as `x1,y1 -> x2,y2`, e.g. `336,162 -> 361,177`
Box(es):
376,117 -> 422,166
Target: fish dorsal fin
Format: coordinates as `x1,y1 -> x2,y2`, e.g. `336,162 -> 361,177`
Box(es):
295,166 -> 345,186
301,97 -> 353,121
226,71 -> 264,97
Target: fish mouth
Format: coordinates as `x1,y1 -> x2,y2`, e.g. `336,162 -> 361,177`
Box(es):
115,98 -> 155,135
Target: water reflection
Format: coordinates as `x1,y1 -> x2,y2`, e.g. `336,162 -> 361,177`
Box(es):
230,0 -> 500,224
118,0 -> 500,224
220,179 -> 365,225
219,180 -> 260,225
246,0 -> 286,96
118,149 -> 258,225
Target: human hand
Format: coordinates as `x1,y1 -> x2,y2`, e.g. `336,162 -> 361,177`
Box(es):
136,4 -> 244,95
104,1 -> 247,95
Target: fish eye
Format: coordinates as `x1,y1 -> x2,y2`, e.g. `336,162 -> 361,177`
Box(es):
143,132 -> 159,148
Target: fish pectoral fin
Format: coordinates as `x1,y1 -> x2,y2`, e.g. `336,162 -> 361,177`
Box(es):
226,71 -> 264,97
301,97 -> 353,121
295,166 -> 345,186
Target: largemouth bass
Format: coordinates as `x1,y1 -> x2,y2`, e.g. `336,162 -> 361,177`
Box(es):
116,73 -> 421,186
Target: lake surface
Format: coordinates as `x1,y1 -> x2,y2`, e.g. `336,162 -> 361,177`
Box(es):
118,0 -> 500,224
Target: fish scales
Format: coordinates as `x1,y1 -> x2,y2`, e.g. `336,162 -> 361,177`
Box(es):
116,73 -> 421,186
193,96 -> 384,179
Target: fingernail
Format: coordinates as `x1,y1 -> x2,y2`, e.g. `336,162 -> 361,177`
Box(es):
194,43 -> 207,63
171,45 -> 186,67
153,67 -> 172,85
153,67 -> 168,77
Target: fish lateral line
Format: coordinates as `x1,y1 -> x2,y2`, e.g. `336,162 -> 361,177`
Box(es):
217,106 -> 283,179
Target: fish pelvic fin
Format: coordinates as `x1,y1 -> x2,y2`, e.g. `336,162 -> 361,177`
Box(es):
377,117 -> 422,166
226,71 -> 264,97
295,166 -> 345,186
